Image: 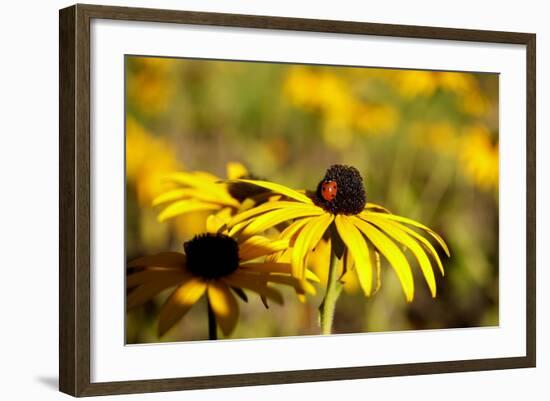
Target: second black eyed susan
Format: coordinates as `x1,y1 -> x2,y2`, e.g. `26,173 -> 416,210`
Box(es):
152,162 -> 271,223
226,164 -> 450,334
127,215 -> 313,339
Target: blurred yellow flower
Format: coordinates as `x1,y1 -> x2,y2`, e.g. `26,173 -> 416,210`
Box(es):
354,103 -> 398,136
460,90 -> 490,117
395,71 -> 439,99
392,70 -> 492,119
284,67 -> 398,149
409,121 -> 458,155
459,125 -> 499,191
127,215 -> 308,338
393,70 -> 477,99
126,57 -> 174,117
126,117 -> 182,206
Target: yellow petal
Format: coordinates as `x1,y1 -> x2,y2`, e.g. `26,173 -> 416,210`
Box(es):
223,272 -> 284,305
372,251 -> 382,294
264,273 -> 314,295
228,220 -> 250,238
127,252 -> 186,268
206,214 -> 226,234
240,262 -> 320,283
334,215 -> 372,297
365,203 -> 392,214
127,284 -> 164,310
353,217 -> 415,302
157,200 -> 220,222
365,214 -> 437,297
242,206 -> 324,237
265,217 -> 316,263
127,274 -> 184,310
369,212 -> 450,257
166,172 -> 239,206
152,188 -> 194,206
291,214 -> 334,280
376,218 -> 445,276
207,281 -> 239,337
158,278 -> 207,337
239,262 -> 293,274
187,171 -> 220,182
230,179 -> 313,204
165,171 -> 216,189
127,268 -> 186,288
239,236 -> 290,261
152,188 -> 234,208
279,216 -> 316,243
229,201 -> 314,227
214,207 -> 233,224
236,197 -> 257,213
226,162 -> 249,180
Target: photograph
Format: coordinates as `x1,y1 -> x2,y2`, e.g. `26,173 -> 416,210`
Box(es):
124,55 -> 500,344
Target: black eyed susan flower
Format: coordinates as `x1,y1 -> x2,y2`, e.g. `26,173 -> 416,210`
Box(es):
227,164 -> 450,304
152,162 -> 270,223
127,215 -> 313,339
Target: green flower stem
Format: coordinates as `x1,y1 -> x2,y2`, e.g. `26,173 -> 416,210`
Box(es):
319,248 -> 343,335
207,298 -> 218,340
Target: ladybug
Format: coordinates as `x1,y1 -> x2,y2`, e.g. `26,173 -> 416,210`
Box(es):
321,180 -> 338,201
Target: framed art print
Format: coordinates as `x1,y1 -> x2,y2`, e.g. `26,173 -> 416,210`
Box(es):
59,4 -> 536,397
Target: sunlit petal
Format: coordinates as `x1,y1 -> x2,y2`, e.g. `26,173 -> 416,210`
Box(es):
207,281 -> 239,336
166,172 -> 239,206
239,236 -> 290,261
157,200 -> 220,222
241,207 -> 323,237
206,214 -> 226,234
158,278 -> 207,337
228,179 -> 314,204
226,162 -> 249,180
352,217 -> 414,302
291,214 -> 334,280
364,214 -> 437,297
334,215 -> 373,296
368,212 -> 450,257
151,188 -> 194,206
265,217 -> 316,263
228,201 -> 315,227
369,216 -> 445,276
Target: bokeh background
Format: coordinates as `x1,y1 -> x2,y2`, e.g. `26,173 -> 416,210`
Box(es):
125,56 -> 499,344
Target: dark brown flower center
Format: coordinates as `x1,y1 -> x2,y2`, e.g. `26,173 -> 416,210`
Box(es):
313,164 -> 367,215
184,233 -> 240,279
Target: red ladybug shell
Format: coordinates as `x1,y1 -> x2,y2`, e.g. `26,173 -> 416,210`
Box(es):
321,180 -> 338,201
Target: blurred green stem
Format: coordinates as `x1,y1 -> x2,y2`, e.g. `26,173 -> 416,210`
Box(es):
319,250 -> 343,335
207,298 -> 217,340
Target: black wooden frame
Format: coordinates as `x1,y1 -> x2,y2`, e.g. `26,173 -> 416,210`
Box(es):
59,3 -> 536,397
